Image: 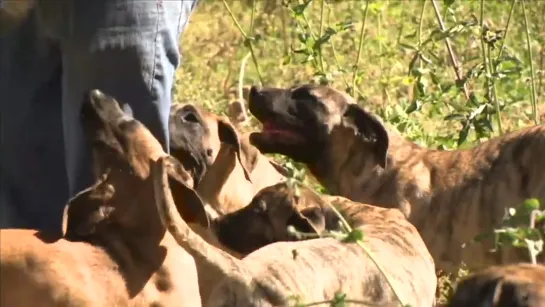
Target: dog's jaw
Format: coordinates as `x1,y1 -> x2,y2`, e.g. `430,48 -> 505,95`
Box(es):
248,87 -> 323,163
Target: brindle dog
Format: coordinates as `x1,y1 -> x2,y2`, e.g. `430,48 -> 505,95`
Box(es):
212,182 -> 338,255
247,83 -> 545,273
448,263 -> 545,307
155,175 -> 437,307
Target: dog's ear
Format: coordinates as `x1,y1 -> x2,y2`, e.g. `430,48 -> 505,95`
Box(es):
447,275 -> 503,307
286,206 -> 325,238
268,160 -> 290,177
217,118 -> 253,182
164,156 -> 210,228
62,177 -> 114,239
342,104 -> 389,169
239,137 -> 261,173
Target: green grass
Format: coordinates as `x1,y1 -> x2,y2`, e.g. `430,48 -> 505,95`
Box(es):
175,0 -> 545,305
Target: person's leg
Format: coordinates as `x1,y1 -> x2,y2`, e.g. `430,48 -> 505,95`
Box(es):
36,0 -> 198,197
0,9 -> 68,232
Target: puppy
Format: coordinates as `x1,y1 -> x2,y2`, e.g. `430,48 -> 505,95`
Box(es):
212,182 -> 337,255
0,89 -> 208,307
448,263 -> 545,307
247,83 -> 545,273
159,179 -> 437,306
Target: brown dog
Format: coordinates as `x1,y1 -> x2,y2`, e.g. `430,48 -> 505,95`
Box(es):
0,89 -> 209,307
169,103 -> 287,216
448,263 -> 545,307
211,182 -> 337,255
247,83 -> 545,273
154,166 -> 438,307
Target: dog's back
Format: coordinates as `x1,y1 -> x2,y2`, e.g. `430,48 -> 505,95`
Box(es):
0,229 -> 123,307
207,191 -> 437,307
208,235 -> 435,307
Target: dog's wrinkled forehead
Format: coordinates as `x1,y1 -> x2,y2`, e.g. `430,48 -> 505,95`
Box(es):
259,182 -> 315,203
254,182 -> 292,203
293,84 -> 355,113
170,103 -> 217,132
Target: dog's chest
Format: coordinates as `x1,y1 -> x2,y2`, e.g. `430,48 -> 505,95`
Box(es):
131,248 -> 202,306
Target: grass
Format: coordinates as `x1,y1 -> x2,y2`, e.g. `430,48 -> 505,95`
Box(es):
174,0 -> 545,305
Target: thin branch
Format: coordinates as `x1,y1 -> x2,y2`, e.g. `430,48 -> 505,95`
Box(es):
496,0 -> 517,61
430,0 -> 471,101
351,0 -> 370,97
479,0 -> 503,135
222,0 -> 264,85
237,52 -> 252,123
318,0 -> 326,73
521,0 -> 540,125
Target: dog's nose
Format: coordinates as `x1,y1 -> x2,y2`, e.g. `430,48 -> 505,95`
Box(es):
89,89 -> 105,102
249,86 -> 263,101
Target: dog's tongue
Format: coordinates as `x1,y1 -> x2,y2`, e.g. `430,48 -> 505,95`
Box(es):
259,121 -> 303,142
262,121 -> 278,131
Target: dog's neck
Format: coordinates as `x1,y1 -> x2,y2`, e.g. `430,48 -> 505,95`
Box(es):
196,145 -> 249,214
114,182 -> 168,237
196,138 -> 286,215
309,124 -> 424,216
85,219 -> 179,297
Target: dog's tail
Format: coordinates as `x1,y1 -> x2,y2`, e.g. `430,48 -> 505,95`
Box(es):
151,156 -> 244,285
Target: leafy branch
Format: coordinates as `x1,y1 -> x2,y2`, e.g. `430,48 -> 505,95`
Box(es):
521,0 -> 540,125
222,0 -> 264,85
430,0 -> 470,101
474,199 -> 544,265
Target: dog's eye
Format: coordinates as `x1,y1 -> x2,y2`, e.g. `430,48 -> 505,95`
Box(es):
254,200 -> 267,213
291,88 -> 315,101
180,111 -> 199,123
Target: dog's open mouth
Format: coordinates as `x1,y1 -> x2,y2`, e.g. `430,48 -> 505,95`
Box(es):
251,121 -> 305,144
262,121 -> 304,140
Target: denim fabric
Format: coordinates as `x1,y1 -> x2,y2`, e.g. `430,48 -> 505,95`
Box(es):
0,0 -> 197,233
0,10 -> 66,231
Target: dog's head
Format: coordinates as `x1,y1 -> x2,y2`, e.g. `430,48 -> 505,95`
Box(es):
62,90 -> 208,239
248,84 -> 389,169
169,103 -> 253,187
448,264 -> 545,307
212,182 -> 341,255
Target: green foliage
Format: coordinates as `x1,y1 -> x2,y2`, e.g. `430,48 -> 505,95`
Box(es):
474,198 -> 544,264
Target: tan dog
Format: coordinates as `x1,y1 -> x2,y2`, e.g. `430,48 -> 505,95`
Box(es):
169,103 -> 286,216
153,166 -> 437,307
246,83 -> 545,273
0,89 -> 209,307
448,263 -> 545,307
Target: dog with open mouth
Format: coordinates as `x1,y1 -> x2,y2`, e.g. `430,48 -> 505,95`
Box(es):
247,83 -> 545,274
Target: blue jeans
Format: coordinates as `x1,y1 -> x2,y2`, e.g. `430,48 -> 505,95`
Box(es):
0,0 -> 197,233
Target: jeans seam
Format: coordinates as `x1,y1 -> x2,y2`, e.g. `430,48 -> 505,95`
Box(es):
149,1 -> 162,96
176,0 -> 183,37
178,0 -> 196,60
